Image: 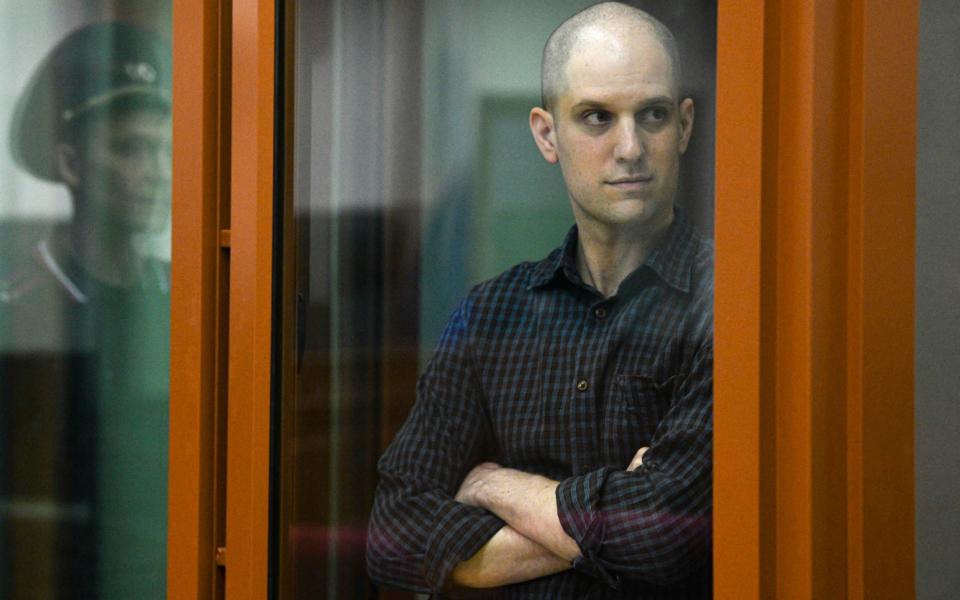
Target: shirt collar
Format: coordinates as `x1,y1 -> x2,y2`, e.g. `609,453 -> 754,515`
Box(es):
528,209 -> 700,295
36,239 -> 89,304
641,209 -> 699,294
527,225 -> 578,290
34,237 -> 171,302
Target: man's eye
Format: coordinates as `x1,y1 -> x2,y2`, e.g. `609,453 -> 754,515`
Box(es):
582,111 -> 610,126
640,107 -> 669,123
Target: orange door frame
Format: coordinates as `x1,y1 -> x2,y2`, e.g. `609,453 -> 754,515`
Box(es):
169,0 -> 230,598
169,0 -> 276,598
224,0 -> 277,598
714,0 -> 917,599
171,1 -> 918,598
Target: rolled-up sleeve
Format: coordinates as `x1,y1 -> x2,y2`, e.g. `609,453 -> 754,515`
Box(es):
556,341 -> 713,587
367,299 -> 503,593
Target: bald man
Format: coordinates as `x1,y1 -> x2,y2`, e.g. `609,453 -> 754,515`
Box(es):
367,3 -> 712,598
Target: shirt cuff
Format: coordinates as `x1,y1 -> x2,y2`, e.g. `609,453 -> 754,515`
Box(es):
422,501 -> 505,592
556,468 -> 620,590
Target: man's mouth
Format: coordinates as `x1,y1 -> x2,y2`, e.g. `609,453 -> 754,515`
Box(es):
607,176 -> 653,189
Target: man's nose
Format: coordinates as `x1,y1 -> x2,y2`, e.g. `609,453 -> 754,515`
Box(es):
613,120 -> 645,162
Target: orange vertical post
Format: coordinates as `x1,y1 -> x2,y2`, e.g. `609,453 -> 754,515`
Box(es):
773,1 -> 852,596
849,0 -> 917,597
169,1 -> 227,598
713,0 -> 776,597
225,0 -> 276,598
714,0 -> 916,598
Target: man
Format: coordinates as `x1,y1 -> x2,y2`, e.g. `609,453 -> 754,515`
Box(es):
368,3 -> 712,598
0,22 -> 171,600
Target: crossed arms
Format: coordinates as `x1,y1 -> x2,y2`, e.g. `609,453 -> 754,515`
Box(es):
449,447 -> 649,589
366,300 -> 713,594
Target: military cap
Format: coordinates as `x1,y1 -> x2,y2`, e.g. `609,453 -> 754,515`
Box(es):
8,21 -> 171,182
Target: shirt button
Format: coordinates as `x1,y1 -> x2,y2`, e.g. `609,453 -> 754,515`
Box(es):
595,307 -> 608,320
576,379 -> 589,392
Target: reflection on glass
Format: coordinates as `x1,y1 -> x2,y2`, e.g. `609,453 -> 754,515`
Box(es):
0,10 -> 171,600
282,1 -> 714,598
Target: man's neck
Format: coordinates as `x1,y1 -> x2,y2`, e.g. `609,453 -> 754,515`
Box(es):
575,209 -> 674,298
59,215 -> 145,288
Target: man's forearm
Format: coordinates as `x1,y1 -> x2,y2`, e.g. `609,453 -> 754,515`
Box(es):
456,463 -> 582,562
449,525 -> 570,589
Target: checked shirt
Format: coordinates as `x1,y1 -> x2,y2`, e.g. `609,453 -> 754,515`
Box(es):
367,211 -> 714,599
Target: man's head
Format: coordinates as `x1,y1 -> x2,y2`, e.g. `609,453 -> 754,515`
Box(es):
57,104 -> 172,234
9,21 -> 172,234
530,2 -> 693,236
540,2 -> 682,112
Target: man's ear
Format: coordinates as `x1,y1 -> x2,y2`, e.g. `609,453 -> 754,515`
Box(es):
529,107 -> 559,164
678,97 -> 695,155
55,143 -> 82,187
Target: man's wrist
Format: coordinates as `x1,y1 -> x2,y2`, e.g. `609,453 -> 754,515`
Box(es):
469,466 -> 530,512
456,461 -> 501,508
473,466 -> 512,510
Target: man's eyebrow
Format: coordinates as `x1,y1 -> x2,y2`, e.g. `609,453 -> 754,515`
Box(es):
568,100 -> 604,112
638,95 -> 676,106
569,96 -> 677,112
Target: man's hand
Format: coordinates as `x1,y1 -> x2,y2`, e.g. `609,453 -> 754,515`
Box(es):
626,446 -> 649,471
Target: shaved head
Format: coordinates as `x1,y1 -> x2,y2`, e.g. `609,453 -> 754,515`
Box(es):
540,2 -> 682,111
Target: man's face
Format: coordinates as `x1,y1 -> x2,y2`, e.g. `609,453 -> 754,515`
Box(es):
535,27 -> 693,236
72,107 -> 172,234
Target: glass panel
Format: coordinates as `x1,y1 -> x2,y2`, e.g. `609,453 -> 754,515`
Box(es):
281,1 -> 715,597
0,3 -> 172,599
915,0 -> 960,597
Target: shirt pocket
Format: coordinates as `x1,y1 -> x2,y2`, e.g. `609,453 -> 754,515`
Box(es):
604,373 -> 676,464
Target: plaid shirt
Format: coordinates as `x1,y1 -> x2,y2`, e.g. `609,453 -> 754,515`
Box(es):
368,212 -> 713,599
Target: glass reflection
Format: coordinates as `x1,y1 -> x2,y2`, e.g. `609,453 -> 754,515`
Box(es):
1,13 -> 170,600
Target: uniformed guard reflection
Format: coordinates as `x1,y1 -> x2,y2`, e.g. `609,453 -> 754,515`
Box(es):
0,22 -> 171,600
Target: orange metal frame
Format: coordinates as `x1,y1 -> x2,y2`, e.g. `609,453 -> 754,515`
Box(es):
224,0 -> 276,597
714,0 -> 917,599
170,0 -> 276,598
170,0 -> 918,598
169,0 -> 227,598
